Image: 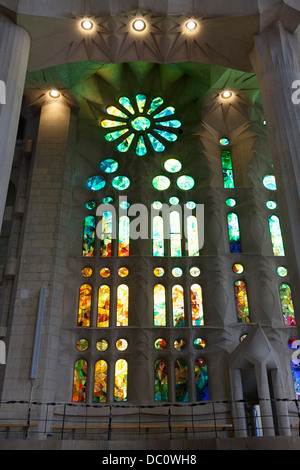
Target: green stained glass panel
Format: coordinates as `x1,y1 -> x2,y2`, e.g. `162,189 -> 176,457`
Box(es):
131,116 -> 151,131
227,213 -> 241,253
83,216 -> 95,256
136,94 -> 147,113
186,201 -> 196,209
158,120 -> 181,128
117,133 -> 134,152
136,135 -> 147,156
153,107 -> 175,119
86,200 -> 96,210
164,158 -> 182,173
100,159 -> 118,173
277,266 -> 288,277
268,215 -> 285,256
153,216 -> 164,256
148,133 -> 165,152
147,97 -> 163,115
263,175 -> 277,190
101,119 -> 127,128
154,128 -> 177,142
169,196 -> 179,205
187,215 -> 199,256
280,284 -> 296,326
112,176 -> 130,190
105,128 -> 129,142
119,96 -> 134,114
152,175 -> 170,190
87,175 -> 106,191
106,106 -> 128,119
266,201 -> 277,209
177,175 -> 194,190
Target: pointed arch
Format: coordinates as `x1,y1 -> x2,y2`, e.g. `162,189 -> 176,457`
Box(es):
72,359 -> 87,402
234,280 -> 250,323
154,284 -> 166,326
97,285 -> 110,327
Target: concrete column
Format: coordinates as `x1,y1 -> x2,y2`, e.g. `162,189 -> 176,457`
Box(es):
249,22 -> 300,314
0,15 -> 30,231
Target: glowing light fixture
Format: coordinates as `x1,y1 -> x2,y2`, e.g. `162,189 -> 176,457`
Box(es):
132,19 -> 146,31
221,90 -> 232,99
185,20 -> 197,31
81,19 -> 94,31
49,90 -> 60,99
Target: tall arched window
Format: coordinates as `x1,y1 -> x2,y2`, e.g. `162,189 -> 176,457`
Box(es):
72,359 -> 87,402
221,149 -> 235,188
100,211 -> 112,257
191,284 -> 204,326
78,284 -> 92,327
154,359 -> 168,402
117,284 -> 129,326
227,212 -> 241,253
153,215 -> 164,256
170,211 -> 182,257
291,360 -> 300,400
97,285 -> 110,327
154,284 -> 166,326
83,216 -> 95,257
114,359 -> 128,402
187,215 -> 199,256
119,215 -> 130,257
172,285 -> 185,327
93,360 -> 108,402
280,283 -> 296,326
234,280 -> 250,323
175,359 -> 188,402
268,215 -> 285,256
195,358 -> 209,401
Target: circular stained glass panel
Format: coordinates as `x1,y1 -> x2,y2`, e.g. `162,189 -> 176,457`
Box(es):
186,201 -> 196,209
86,201 -> 96,210
266,200 -> 277,210
193,338 -> 206,350
190,267 -> 200,277
174,339 -> 186,351
116,339 -> 128,351
152,175 -> 170,190
154,339 -> 166,350
219,137 -> 230,146
100,268 -> 111,278
154,267 -> 165,277
172,267 -> 182,277
102,196 -> 113,204
233,264 -> 244,274
288,338 -> 300,350
87,175 -> 106,191
169,196 -> 179,205
177,175 -> 194,190
77,339 -> 89,351
100,159 -> 118,173
81,267 -> 93,278
263,175 -> 277,190
226,198 -> 236,207
118,267 -> 129,277
96,339 -> 108,351
152,201 -> 163,209
164,158 -> 182,173
277,266 -> 288,277
112,176 -> 130,190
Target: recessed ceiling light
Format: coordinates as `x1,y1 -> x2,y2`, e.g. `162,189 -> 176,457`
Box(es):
132,19 -> 146,31
49,90 -> 60,99
221,90 -> 232,99
81,19 -> 94,31
185,20 -> 197,31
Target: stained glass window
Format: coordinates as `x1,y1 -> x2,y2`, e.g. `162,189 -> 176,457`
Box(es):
96,339 -> 108,351
114,359 -> 128,401
154,284 -> 166,326
83,216 -> 95,257
154,339 -> 166,350
170,211 -> 182,257
97,285 -> 110,327
263,175 -> 276,190
76,339 -> 89,351
191,284 -> 204,326
177,175 -> 194,190
164,158 -> 182,173
175,359 -> 188,402
86,200 -> 96,210
234,280 -> 250,323
153,216 -> 164,256
100,159 -> 118,173
117,284 -> 129,326
221,150 -> 234,188
291,360 -> 300,400
155,359 -> 168,401
73,359 -> 87,402
118,216 -> 130,257
100,211 -> 112,257
93,360 -> 107,402
172,285 -> 185,327
152,175 -> 170,191
195,359 -> 209,401
280,284 -> 296,326
227,212 -> 241,253
187,215 -> 199,256
112,176 -> 130,191
87,175 -> 106,191
268,215 -> 285,256
81,267 -> 92,278
78,284 -> 92,327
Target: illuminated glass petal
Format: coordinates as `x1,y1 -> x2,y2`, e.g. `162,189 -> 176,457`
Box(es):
147,97 -> 163,115
117,133 -> 134,152
148,133 -> 165,152
105,128 -> 129,142
153,107 -> 175,119
154,128 -> 177,142
106,106 -> 128,119
119,96 -> 135,114
101,119 -> 127,128
136,94 -> 147,113
136,135 -> 147,156
157,120 -> 181,128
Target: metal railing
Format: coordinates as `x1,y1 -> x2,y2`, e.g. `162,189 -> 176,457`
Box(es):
0,398 -> 299,441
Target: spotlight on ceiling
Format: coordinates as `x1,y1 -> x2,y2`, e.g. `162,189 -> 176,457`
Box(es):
185,20 -> 197,31
81,19 -> 94,31
132,19 -> 146,31
49,90 -> 60,99
221,90 -> 233,99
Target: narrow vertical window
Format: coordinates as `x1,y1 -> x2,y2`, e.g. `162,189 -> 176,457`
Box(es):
291,360 -> 300,400
97,285 -> 110,327
234,280 -> 250,323
114,359 -> 128,401
153,215 -> 164,256
227,212 -> 241,253
117,284 -> 129,326
170,211 -> 182,257
83,216 -> 95,256
172,285 -> 185,327
72,359 -> 87,402
101,211 -> 112,257
78,284 -> 92,327
280,284 -> 296,326
268,215 -> 285,256
191,284 -> 204,326
93,360 -> 108,402
154,284 -> 166,326
154,359 -> 168,401
175,359 -> 188,402
221,149 -> 235,188
195,358 -> 209,401
119,215 -> 130,257
187,215 -> 199,256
